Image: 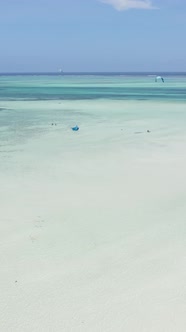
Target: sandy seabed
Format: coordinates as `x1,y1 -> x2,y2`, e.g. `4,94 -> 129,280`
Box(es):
0,100 -> 186,331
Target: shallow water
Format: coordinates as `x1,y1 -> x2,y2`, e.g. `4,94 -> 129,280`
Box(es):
0,74 -> 186,332
0,74 -> 186,145
1,73 -> 186,101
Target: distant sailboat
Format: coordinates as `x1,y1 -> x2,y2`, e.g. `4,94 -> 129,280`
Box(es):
59,68 -> 63,74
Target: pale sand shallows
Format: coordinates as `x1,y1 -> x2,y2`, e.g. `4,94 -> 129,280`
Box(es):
0,100 -> 186,331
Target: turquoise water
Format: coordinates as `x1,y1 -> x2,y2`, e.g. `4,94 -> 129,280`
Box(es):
0,73 -> 186,156
1,73 -> 186,101
1,75 -> 186,332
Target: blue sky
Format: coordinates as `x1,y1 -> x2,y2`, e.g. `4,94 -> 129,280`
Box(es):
0,0 -> 185,72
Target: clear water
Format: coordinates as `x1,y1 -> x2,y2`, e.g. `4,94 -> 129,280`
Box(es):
0,73 -> 186,158
1,73 -> 186,101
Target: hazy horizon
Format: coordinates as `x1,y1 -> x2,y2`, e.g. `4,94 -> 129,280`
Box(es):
1,71 -> 186,75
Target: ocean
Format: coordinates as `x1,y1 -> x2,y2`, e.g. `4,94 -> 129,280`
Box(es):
1,73 -> 186,157
1,72 -> 186,101
0,73 -> 186,331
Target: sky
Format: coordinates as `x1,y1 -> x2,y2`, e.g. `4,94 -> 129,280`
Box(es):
0,0 -> 186,72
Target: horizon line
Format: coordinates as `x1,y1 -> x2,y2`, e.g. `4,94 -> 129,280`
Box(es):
1,71 -> 186,75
